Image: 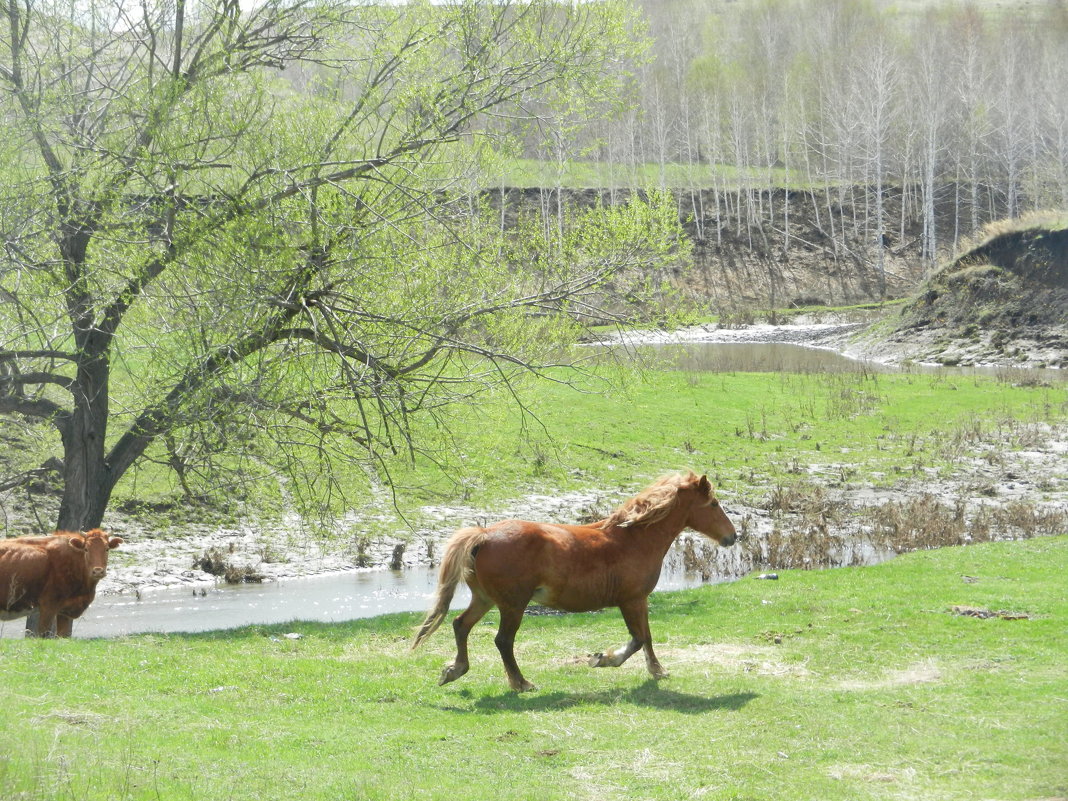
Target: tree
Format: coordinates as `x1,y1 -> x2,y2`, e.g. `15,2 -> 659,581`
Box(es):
0,0 -> 682,532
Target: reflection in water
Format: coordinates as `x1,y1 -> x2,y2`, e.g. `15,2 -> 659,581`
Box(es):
612,342 -> 1065,381
639,342 -> 888,374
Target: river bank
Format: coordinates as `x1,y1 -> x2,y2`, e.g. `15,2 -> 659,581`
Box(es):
89,323 -> 1067,601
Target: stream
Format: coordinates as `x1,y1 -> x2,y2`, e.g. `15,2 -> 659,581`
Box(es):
0,556 -> 712,639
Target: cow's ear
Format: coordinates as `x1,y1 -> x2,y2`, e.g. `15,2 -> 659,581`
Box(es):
67,536 -> 86,551
108,537 -> 124,550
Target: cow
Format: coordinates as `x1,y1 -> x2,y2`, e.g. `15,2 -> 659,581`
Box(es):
0,529 -> 123,637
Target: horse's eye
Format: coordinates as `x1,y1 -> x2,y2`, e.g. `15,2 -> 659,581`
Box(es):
709,499 -> 720,508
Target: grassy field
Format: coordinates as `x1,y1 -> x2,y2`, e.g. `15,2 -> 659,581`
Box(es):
2,536 -> 1066,800
375,362 -> 1068,514
97,354 -> 1068,534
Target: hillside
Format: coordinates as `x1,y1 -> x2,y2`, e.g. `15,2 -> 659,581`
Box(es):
489,184 -> 992,310
844,214 -> 1068,368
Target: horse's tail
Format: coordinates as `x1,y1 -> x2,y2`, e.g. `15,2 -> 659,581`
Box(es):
411,526 -> 488,650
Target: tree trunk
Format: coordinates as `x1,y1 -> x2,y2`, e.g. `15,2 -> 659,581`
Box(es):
57,341 -> 114,531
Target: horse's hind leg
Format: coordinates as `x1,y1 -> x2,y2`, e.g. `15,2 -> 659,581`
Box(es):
440,594 -> 493,686
495,604 -> 535,692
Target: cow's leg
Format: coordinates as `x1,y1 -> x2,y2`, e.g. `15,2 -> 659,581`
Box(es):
24,609 -> 41,637
32,606 -> 59,639
55,615 -> 74,638
439,593 -> 493,686
495,603 -> 535,692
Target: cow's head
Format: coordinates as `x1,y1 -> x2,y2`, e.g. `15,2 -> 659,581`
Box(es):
68,529 -> 123,580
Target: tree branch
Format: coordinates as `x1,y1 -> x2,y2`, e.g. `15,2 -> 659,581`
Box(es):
0,349 -> 79,363
0,394 -> 69,424
0,371 -> 75,391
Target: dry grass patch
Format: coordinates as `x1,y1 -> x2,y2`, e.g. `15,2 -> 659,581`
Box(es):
837,658 -> 943,691
827,763 -> 918,784
660,643 -> 812,678
29,710 -> 112,730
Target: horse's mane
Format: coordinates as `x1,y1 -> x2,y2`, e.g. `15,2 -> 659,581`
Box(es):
603,472 -> 701,529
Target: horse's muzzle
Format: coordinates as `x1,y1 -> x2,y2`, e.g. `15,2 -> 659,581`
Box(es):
719,531 -> 737,547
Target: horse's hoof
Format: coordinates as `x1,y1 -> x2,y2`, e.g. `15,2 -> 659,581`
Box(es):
588,652 -> 606,668
512,680 -> 536,693
439,663 -> 468,686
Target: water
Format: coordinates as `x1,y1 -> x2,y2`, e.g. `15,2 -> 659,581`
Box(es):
0,557 -> 711,639
634,342 -> 885,374
617,341 -> 1066,381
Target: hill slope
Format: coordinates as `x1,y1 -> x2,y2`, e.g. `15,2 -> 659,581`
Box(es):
848,214 -> 1068,367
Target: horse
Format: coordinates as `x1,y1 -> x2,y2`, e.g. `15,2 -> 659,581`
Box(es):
412,471 -> 737,691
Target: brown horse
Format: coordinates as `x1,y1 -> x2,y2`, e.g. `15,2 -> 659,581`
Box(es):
412,471 -> 736,691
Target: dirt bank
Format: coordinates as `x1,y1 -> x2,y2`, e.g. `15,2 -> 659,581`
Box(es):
489,185 -> 999,308
838,219 -> 1068,369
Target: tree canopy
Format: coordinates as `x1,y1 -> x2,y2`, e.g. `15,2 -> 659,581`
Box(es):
0,0 -> 686,529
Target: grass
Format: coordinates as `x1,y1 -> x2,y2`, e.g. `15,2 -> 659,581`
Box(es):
95,355 -> 1068,534
971,209 -> 1068,242
2,536 -> 1066,800
381,364 -> 1067,511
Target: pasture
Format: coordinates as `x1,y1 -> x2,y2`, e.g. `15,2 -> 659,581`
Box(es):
107,356 -> 1068,530
2,536 -> 1066,800
363,361 -> 1068,546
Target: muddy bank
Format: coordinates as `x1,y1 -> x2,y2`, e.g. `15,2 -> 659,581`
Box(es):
597,317 -> 868,348
599,316 -> 1067,371
96,488 -> 622,596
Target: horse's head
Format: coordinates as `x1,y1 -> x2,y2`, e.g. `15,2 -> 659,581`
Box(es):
686,474 -> 737,547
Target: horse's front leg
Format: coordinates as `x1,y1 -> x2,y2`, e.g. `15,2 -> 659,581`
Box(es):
589,598 -> 668,678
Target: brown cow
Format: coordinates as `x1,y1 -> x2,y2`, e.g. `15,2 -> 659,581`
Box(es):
0,529 -> 123,637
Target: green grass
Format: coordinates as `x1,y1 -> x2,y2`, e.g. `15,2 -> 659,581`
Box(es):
2,536 -> 1066,800
378,365 -> 1067,511
103,359 -> 1068,528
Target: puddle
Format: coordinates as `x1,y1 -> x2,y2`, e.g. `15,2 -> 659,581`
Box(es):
606,342 -> 1066,380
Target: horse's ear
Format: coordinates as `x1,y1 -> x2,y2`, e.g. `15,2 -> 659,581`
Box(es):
698,474 -> 712,494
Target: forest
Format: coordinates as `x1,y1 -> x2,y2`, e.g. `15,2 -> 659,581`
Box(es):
517,0 -> 1068,297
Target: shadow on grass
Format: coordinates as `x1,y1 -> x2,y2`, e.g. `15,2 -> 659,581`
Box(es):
443,681 -> 757,715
